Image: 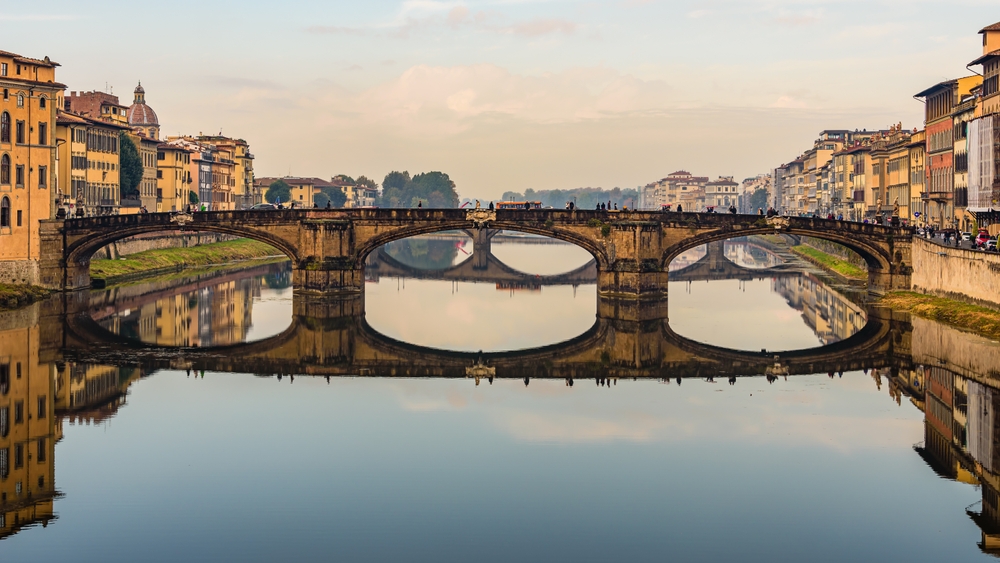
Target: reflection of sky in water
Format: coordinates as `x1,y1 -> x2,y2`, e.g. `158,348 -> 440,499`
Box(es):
9,371 -> 988,562
244,286 -> 294,342
668,278 -> 827,351
490,240 -> 593,275
366,279 -> 597,351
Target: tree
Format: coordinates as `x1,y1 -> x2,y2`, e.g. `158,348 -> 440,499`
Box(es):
333,174 -> 355,184
320,186 -> 347,208
382,171 -> 410,191
188,191 -> 199,204
119,133 -> 142,198
265,180 -> 292,204
314,192 -> 330,208
747,188 -> 768,212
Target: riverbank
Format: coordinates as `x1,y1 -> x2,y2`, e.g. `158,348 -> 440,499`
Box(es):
90,239 -> 285,285
0,283 -> 51,310
789,245 -> 867,280
879,292 -> 1000,341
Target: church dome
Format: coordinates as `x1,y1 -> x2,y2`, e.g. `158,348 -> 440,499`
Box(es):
127,82 -> 158,127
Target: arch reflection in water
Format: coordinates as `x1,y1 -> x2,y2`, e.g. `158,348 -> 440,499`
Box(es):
668,240 -> 867,352
93,261 -> 293,347
364,234 -> 598,352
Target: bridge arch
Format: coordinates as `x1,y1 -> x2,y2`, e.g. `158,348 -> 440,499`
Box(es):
353,221 -> 611,270
661,222 -> 895,278
61,217 -> 301,289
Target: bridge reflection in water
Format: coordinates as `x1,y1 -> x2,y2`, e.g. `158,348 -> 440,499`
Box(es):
6,259 -> 1000,555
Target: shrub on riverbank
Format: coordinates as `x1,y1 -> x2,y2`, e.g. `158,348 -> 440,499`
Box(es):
0,284 -> 50,310
880,292 -> 1000,341
90,239 -> 284,280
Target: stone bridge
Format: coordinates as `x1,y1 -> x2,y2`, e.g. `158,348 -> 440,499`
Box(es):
39,209 -> 913,297
42,293 -> 911,381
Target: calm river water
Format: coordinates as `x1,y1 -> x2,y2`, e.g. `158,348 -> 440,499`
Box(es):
1,235 -> 999,562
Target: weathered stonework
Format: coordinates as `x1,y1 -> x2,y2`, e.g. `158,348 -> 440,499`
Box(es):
0,259 -> 39,285
36,209 -> 913,299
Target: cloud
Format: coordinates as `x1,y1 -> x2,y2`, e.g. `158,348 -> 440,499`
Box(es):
502,18 -> 577,37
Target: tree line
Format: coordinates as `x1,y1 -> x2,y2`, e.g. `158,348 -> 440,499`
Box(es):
262,171 -> 460,208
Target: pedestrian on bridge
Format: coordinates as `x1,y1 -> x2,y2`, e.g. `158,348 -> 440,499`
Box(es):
676,204 -> 683,213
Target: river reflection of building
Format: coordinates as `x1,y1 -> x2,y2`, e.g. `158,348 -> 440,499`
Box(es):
0,318 -> 144,539
100,272 -> 283,347
887,363 -> 1000,555
771,274 -> 866,345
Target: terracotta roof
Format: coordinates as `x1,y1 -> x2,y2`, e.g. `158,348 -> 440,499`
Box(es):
980,22 -> 1000,33
55,110 -> 131,130
0,50 -> 59,67
970,49 -> 1000,67
914,79 -> 958,99
157,142 -> 190,152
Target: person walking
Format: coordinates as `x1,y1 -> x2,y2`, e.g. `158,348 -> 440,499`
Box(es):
488,201 -> 494,210
676,204 -> 683,213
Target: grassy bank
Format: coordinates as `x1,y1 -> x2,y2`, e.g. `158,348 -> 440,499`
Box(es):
90,239 -> 283,281
790,245 -> 867,280
0,283 -> 51,310
880,292 -> 1000,341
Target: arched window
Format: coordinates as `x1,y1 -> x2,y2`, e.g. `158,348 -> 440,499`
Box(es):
16,93 -> 23,108
0,112 -> 8,143
39,96 -> 46,109
0,197 -> 10,228
0,154 -> 8,185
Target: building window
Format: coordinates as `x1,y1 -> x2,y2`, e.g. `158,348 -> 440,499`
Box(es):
0,154 -> 8,184
16,93 -> 23,107
13,400 -> 23,424
39,96 -> 45,109
38,122 -> 46,145
14,444 -> 22,469
38,165 -> 46,188
0,63 -> 5,76
0,448 -> 6,480
36,438 -> 45,463
15,120 -> 24,144
16,209 -> 21,226
0,112 -> 8,143
0,197 -> 8,228
15,165 -> 23,187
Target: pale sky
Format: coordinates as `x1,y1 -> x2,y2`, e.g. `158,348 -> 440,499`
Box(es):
2,1 -> 996,199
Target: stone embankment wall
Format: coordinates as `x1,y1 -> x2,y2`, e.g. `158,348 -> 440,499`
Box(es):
92,231 -> 238,260
911,237 -> 1000,309
0,260 -> 39,285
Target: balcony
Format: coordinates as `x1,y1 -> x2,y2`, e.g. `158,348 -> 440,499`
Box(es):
852,190 -> 865,203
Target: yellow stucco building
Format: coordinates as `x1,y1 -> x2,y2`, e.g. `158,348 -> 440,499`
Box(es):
156,143 -> 192,212
55,110 -> 128,219
0,51 -> 64,285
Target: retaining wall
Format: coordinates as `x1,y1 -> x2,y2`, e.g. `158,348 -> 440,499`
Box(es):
92,231 -> 238,260
912,237 -> 1000,309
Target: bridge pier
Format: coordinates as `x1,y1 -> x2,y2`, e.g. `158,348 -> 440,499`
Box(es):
294,265 -> 365,296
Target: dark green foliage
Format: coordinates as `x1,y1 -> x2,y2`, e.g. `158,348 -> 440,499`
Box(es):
333,174 -> 355,184
376,170 -> 458,208
119,133 -> 143,197
188,191 -> 199,204
316,187 -> 347,208
747,188 -> 768,213
265,180 -> 292,204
